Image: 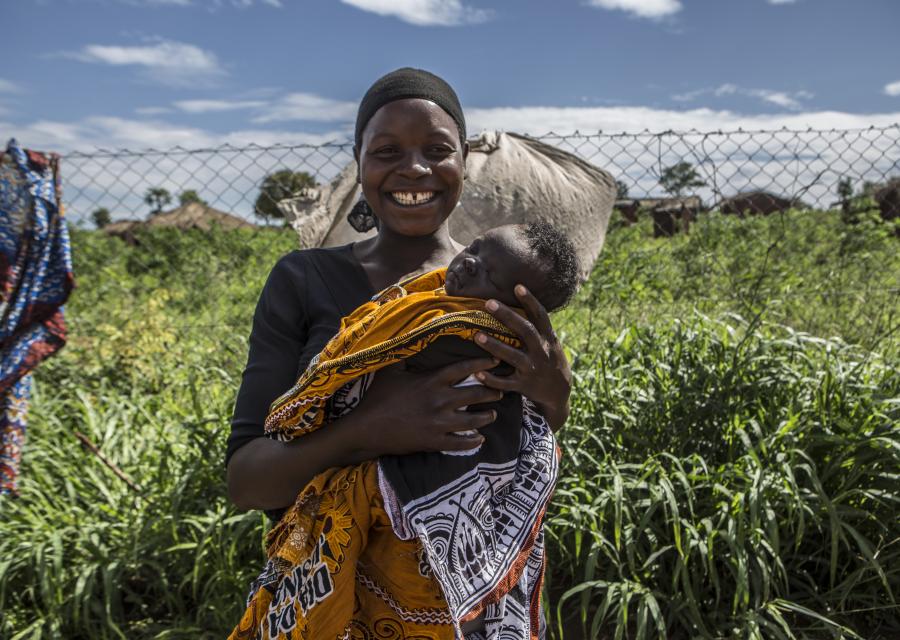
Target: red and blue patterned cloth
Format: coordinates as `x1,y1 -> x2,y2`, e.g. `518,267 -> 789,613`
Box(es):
0,139 -> 74,496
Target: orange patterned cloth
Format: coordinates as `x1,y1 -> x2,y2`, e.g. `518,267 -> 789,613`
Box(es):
231,462 -> 457,640
265,269 -> 518,438
230,269 -> 557,640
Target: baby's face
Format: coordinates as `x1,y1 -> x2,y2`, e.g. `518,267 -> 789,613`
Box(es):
444,225 -> 542,306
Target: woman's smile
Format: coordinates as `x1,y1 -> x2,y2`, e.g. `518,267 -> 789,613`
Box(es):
389,190 -> 438,206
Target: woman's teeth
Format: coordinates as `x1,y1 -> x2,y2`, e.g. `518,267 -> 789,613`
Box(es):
391,191 -> 436,206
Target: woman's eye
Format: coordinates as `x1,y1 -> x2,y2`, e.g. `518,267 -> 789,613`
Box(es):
428,145 -> 454,156
373,147 -> 397,156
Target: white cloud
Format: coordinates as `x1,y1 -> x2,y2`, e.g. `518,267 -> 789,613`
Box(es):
62,39 -> 225,87
145,94 -> 351,119
1,115 -> 353,223
174,99 -> 266,113
252,93 -> 357,123
673,83 -> 813,111
128,0 -> 192,5
463,105 -> 900,213
14,105 -> 896,153
586,0 -> 682,19
135,106 -> 174,116
767,0 -> 797,4
3,116 -> 348,155
0,79 -> 22,94
885,81 -> 900,97
466,104 -> 900,135
226,0 -> 283,6
117,0 -> 282,6
339,0 -> 492,26
6,103 -> 899,224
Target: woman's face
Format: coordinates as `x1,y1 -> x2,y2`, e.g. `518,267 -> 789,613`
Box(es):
356,98 -> 467,237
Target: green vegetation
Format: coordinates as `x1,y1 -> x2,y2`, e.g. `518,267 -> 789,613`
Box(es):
143,188 -> 172,216
178,190 -> 207,207
659,162 -> 706,197
90,207 -> 111,229
0,210 -> 897,638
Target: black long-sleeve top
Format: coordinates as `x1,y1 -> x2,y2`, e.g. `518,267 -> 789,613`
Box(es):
227,244 -> 375,466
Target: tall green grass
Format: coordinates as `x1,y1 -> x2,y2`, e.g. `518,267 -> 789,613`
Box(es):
0,211 -> 897,638
561,209 -> 899,359
548,319 -> 899,639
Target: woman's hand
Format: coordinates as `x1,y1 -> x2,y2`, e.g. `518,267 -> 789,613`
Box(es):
474,285 -> 572,432
227,356 -> 501,511
350,356 -> 504,457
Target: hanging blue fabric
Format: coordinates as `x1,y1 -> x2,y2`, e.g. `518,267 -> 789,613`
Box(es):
0,139 -> 74,495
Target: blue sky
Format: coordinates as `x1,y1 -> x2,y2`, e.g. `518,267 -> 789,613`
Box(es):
3,0 -> 900,152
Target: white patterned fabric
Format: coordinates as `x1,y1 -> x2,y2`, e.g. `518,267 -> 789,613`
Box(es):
379,399 -> 558,639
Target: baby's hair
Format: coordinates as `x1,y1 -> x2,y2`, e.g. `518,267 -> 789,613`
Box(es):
522,221 -> 580,311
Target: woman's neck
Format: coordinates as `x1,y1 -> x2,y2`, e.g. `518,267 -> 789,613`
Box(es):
354,224 -> 464,291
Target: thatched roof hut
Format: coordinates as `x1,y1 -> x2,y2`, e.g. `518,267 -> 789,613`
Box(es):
145,202 -> 254,231
102,203 -> 254,244
716,191 -> 803,216
103,220 -> 142,234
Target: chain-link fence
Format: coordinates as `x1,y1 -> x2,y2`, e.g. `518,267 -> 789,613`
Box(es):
54,124 -> 900,354
62,125 -> 900,226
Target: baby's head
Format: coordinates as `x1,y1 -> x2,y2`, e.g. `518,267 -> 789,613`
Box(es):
444,221 -> 579,311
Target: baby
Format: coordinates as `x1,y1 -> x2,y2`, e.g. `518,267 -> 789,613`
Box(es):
232,221 -> 579,640
444,220 -> 578,311
394,220 -> 580,448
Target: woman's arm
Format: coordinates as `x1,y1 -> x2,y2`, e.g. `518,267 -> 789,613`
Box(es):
227,356 -> 504,511
472,285 -> 573,432
227,408 -> 376,511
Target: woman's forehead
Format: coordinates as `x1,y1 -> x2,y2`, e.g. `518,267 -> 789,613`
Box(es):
362,99 -> 459,141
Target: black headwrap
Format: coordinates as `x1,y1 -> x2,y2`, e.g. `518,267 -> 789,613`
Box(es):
354,67 -> 466,150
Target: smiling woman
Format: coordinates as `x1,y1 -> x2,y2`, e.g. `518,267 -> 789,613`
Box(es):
225,68 -> 574,639
355,98 -> 466,239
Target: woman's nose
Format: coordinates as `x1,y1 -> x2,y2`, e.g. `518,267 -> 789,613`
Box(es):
463,256 -> 478,276
396,151 -> 432,179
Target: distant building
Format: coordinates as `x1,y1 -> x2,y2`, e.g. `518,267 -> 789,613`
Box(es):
716,191 -> 804,216
615,197 -> 703,237
874,178 -> 900,222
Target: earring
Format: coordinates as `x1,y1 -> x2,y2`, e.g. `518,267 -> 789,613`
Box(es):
347,197 -> 377,232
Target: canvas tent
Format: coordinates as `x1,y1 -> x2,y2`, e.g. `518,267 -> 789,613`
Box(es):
278,131 -> 617,279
